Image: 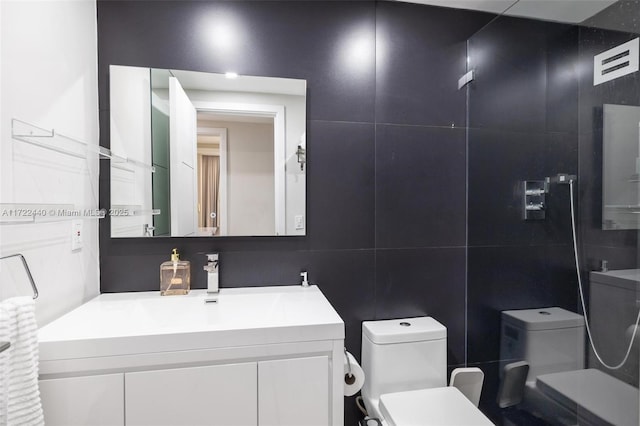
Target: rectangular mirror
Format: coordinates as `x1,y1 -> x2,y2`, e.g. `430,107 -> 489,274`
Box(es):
109,65 -> 307,237
602,103 -> 640,230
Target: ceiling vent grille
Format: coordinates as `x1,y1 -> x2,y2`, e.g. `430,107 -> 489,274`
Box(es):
594,38 -> 639,86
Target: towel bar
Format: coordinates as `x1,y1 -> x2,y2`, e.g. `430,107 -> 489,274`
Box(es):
0,341 -> 9,354
0,253 -> 38,300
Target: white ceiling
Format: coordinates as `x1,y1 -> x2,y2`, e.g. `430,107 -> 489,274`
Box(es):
400,0 -> 618,23
170,69 -> 307,96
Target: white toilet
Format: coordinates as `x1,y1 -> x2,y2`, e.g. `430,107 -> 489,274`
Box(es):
361,316 -> 493,425
499,307 -> 639,426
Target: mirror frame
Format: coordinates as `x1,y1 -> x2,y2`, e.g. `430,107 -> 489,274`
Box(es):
108,65 -> 307,238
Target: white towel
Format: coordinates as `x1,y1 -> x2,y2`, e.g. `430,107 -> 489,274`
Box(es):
0,297 -> 44,426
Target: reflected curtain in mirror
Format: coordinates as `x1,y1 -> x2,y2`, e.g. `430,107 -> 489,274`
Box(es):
199,155 -> 220,232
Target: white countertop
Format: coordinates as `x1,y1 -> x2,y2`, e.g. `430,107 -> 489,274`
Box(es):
590,268 -> 640,289
39,285 -> 344,361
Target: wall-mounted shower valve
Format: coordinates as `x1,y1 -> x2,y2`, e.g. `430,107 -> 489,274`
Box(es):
523,181 -> 546,220
525,188 -> 546,196
525,202 -> 545,211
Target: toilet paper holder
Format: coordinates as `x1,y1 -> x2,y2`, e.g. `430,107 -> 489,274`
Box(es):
344,348 -> 356,385
343,348 -> 365,397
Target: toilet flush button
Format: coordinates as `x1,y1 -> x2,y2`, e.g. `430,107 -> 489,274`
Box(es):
399,322 -> 411,327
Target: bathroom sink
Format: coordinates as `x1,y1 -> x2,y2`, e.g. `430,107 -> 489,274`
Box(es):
590,269 -> 640,289
38,285 -> 344,361
37,285 -> 346,426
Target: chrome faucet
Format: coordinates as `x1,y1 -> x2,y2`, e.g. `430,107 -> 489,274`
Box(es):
300,271 -> 309,287
204,253 -> 219,303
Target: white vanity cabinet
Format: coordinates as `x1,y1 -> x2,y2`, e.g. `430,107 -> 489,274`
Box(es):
125,362 -> 258,426
38,286 -> 345,426
39,373 -> 125,426
258,356 -> 330,426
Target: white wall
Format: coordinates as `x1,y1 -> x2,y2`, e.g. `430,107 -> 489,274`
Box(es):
209,120 -> 275,235
187,90 -> 306,235
0,1 -> 99,326
109,65 -> 153,237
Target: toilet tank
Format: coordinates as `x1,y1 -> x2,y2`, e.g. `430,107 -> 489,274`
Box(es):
499,307 -> 584,382
361,317 -> 447,403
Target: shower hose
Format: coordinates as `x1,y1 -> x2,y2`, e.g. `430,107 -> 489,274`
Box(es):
569,179 -> 640,370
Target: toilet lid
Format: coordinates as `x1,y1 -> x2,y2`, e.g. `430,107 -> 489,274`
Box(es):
537,369 -> 639,426
379,387 -> 494,426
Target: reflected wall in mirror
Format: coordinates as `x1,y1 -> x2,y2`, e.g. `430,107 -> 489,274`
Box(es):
602,104 -> 640,230
109,65 -> 307,237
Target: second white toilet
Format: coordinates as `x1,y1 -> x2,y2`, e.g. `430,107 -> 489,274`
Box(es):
361,316 -> 493,425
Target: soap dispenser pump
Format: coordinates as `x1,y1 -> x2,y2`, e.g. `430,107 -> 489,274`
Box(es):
160,248 -> 191,296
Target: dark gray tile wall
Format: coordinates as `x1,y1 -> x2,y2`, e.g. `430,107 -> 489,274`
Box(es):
466,4 -> 640,422
375,125 -> 467,249
307,121 -> 375,251
575,4 -> 640,391
97,2 -> 493,424
375,247 -> 467,365
577,24 -> 639,267
466,16 -> 581,422
99,2 -> 635,424
370,3 -> 490,382
374,1 -> 482,127
577,3 -> 640,329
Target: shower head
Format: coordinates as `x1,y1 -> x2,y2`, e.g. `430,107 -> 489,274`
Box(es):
546,173 -> 577,185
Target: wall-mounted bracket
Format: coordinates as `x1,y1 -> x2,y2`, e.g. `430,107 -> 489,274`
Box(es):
523,180 -> 546,220
458,70 -> 475,90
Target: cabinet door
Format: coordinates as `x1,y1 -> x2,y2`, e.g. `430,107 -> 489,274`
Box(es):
39,373 -> 124,426
258,356 -> 329,426
125,362 -> 257,426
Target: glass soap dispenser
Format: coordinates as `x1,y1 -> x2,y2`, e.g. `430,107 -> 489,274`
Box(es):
160,248 -> 190,296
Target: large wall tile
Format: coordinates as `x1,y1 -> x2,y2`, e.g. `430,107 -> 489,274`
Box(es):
468,17 -> 548,133
577,28 -> 640,134
305,249 -> 375,426
98,0 -> 376,122
546,28 -> 579,134
101,244 -> 305,292
583,244 -> 639,272
469,17 -> 576,134
376,125 -> 466,249
467,245 -> 578,364
305,250 -> 376,358
375,2 -> 493,127
307,121 -> 375,250
375,247 -> 466,366
468,128 -> 576,247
